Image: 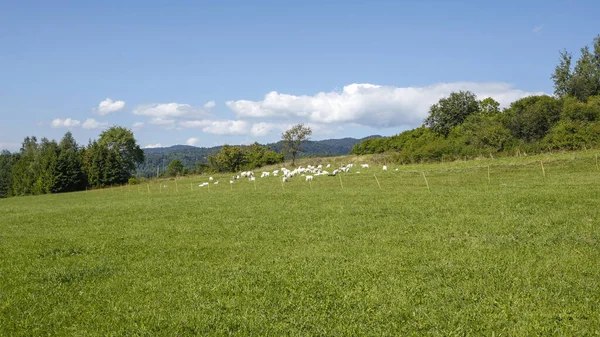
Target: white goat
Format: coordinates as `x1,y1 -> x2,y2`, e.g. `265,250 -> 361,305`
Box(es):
306,175 -> 314,181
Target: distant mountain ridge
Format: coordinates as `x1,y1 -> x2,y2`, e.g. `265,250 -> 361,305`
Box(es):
136,135 -> 381,177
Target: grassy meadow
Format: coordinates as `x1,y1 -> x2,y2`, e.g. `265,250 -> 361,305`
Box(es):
1,151 -> 600,336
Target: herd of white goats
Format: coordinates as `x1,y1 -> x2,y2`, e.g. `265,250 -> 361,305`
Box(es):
197,163 -> 396,187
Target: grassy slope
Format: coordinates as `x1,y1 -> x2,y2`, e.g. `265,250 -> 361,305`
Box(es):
1,151 -> 599,336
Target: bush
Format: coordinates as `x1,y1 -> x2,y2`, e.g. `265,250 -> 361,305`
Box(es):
128,177 -> 139,185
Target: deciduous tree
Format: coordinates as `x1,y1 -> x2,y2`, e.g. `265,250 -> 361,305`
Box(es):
424,91 -> 481,136
282,124 -> 312,166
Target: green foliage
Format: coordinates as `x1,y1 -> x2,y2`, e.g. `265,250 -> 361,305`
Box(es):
282,123 -> 313,166
0,150 -> 16,198
542,120 -> 600,151
10,137 -> 61,196
462,114 -> 513,151
195,162 -> 211,175
424,90 -> 481,136
479,97 -> 501,115
54,132 -> 86,193
353,112 -> 515,163
81,127 -> 144,188
208,145 -> 248,173
128,177 -> 139,185
11,137 -> 38,196
503,95 -> 562,142
551,49 -> 573,97
98,126 -> 144,174
244,142 -> 285,168
35,138 -> 59,195
167,159 -> 184,177
207,143 -> 284,173
552,35 -> 600,101
82,140 -> 109,188
560,95 -> 600,122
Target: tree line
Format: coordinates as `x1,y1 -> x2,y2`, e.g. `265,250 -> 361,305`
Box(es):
351,35 -> 600,161
0,127 -> 144,198
160,142 -> 285,177
0,122 -> 314,198
162,125 -> 313,177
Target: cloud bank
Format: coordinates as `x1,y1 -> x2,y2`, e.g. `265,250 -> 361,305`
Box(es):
226,82 -> 544,128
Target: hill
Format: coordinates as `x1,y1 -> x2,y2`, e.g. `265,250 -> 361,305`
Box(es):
136,135 -> 381,177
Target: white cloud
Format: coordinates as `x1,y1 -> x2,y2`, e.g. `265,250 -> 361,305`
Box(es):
203,100 -> 216,109
133,102 -> 212,119
143,143 -> 162,149
533,25 -> 544,33
185,137 -> 201,146
147,117 -> 177,130
180,119 -> 250,135
226,82 -> 544,128
51,118 -> 81,128
181,119 -> 320,138
250,122 -> 281,137
202,120 -> 249,135
96,98 -> 125,115
82,118 -> 108,130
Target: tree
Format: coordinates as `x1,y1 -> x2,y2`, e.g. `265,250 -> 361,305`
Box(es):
167,159 -> 184,176
503,95 -> 562,142
244,142 -> 284,169
551,49 -> 573,97
82,140 -> 109,188
54,132 -> 86,192
281,123 -> 312,166
424,91 -> 481,136
479,97 -> 501,115
12,136 -> 39,196
570,46 -> 599,101
561,95 -> 600,122
34,138 -> 59,194
207,145 -> 247,172
551,35 -> 600,101
0,150 -> 15,198
97,126 -> 144,184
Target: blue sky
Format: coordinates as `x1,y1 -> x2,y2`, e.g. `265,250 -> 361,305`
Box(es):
1,0 -> 599,151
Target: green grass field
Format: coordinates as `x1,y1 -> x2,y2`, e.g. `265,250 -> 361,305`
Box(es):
1,152 -> 599,336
